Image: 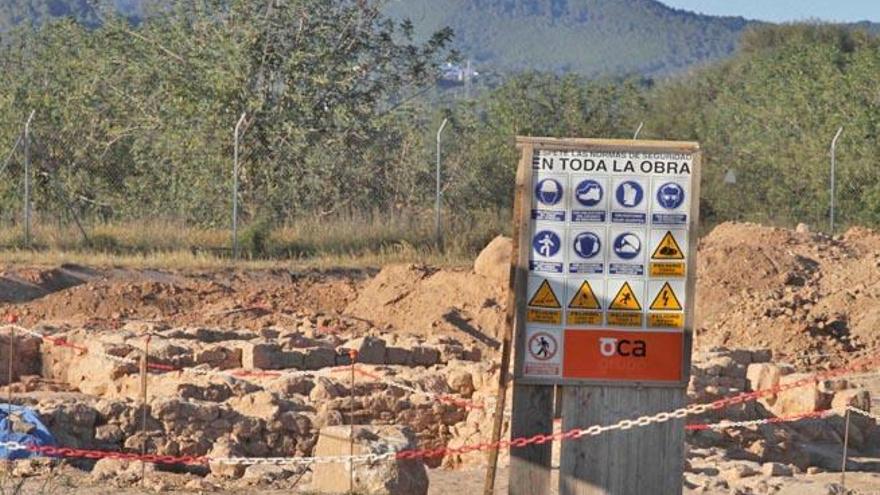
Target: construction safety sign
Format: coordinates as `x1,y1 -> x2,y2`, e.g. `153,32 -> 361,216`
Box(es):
517,138 -> 700,384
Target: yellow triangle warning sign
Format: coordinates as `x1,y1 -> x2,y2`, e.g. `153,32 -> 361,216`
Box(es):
652,231 -> 685,260
529,280 -> 561,309
569,281 -> 601,310
650,282 -> 683,311
609,282 -> 641,311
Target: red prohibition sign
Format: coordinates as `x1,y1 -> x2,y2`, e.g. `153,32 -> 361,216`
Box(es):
528,332 -> 558,361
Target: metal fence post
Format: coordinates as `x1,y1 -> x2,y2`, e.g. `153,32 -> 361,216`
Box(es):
435,118 -> 448,247
840,407 -> 851,488
232,112 -> 247,260
830,126 -> 843,235
23,110 -> 35,247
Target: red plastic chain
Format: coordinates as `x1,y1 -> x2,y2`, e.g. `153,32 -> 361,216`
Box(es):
392,353 -> 880,461
3,318 -> 877,467
18,359 -> 873,468
229,370 -> 283,378
761,410 -> 831,424
146,363 -> 178,372
26,444 -> 208,466
708,354 -> 880,411
1,314 -> 86,354
40,336 -> 88,354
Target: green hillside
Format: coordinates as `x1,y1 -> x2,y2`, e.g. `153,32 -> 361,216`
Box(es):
383,0 -> 752,76
0,0 -> 100,31
0,0 -> 753,76
5,0 -> 880,79
433,24 -> 880,229
0,0 -> 154,32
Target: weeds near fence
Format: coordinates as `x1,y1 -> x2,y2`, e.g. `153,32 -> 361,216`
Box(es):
0,209 -> 510,269
0,472 -> 24,495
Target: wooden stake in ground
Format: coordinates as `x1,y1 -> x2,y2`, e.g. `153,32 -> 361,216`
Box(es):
349,349 -> 358,495
7,321 -> 14,416
841,408 -> 851,488
483,143 -> 534,495
6,314 -> 16,472
140,335 -> 151,486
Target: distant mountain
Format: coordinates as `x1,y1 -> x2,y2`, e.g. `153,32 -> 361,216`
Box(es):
383,0 -> 753,76
3,0 -> 879,78
0,0 -> 100,30
0,0 -> 150,31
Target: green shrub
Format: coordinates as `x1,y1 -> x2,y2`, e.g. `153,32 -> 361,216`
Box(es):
240,217 -> 273,258
86,233 -> 119,252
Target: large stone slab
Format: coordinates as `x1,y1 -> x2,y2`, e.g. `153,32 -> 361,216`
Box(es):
310,425 -> 427,495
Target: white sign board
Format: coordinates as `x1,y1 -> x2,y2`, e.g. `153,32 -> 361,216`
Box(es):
515,139 -> 701,385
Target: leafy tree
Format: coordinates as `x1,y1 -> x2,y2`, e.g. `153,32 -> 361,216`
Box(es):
440,73 -> 649,212
3,18 -> 880,244
645,24 -> 880,228
0,0 -> 453,226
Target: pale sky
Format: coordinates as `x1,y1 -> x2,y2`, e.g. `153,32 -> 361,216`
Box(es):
659,1 -> 880,23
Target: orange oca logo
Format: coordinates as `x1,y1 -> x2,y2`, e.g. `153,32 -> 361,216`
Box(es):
598,337 -> 647,358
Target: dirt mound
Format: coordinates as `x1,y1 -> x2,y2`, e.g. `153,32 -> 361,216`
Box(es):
696,222 -> 880,365
0,264 -> 95,303
19,280 -> 210,323
696,223 -> 824,325
344,264 -> 505,347
3,221 -> 878,367
345,223 -> 880,363
7,269 -> 360,331
473,235 -> 511,288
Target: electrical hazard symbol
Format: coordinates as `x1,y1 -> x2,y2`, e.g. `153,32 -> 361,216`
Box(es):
651,231 -> 685,260
568,281 -> 601,310
650,282 -> 683,311
609,282 -> 642,311
529,280 -> 561,309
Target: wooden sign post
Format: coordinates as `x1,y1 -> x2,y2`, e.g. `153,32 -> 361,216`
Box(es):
508,137 -> 701,495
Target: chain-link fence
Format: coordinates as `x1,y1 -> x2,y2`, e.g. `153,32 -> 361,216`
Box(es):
0,109 -> 507,261
0,108 -> 872,261
0,113 -> 233,255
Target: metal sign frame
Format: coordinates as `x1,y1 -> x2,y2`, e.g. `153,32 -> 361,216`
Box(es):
511,137 -> 702,388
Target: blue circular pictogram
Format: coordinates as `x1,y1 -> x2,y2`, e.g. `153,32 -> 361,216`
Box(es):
532,230 -> 561,258
535,179 -> 563,206
573,232 -> 601,259
656,182 -> 685,210
574,179 -> 603,207
615,181 -> 644,208
613,232 -> 641,260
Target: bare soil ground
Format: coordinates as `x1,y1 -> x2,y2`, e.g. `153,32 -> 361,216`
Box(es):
3,221 -> 878,363
696,223 -> 880,366
0,221 -> 877,493
2,465 -> 879,494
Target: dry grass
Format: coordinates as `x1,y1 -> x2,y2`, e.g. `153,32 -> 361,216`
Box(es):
0,209 -> 509,269
0,244 -> 471,270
